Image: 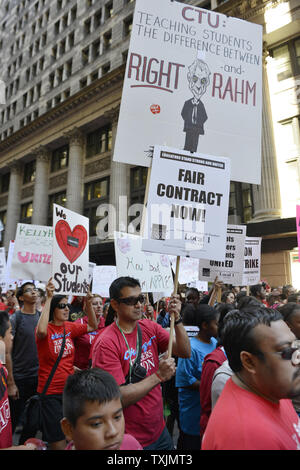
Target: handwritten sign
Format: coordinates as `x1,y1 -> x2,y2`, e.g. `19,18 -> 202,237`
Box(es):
114,231 -> 173,293
10,224 -> 53,282
142,146 -> 230,260
242,237 -> 261,286
169,255 -> 200,284
52,204 -> 89,295
198,225 -> 246,285
92,265 -> 117,298
297,205 -> 300,262
113,0 -> 262,184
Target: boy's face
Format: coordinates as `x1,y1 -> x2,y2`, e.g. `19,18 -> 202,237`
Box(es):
61,398 -> 125,450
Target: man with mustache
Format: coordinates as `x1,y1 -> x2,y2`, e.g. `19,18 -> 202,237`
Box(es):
181,58 -> 211,153
202,307 -> 300,450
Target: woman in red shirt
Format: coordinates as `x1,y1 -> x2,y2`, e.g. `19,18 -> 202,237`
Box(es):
35,278 -> 97,450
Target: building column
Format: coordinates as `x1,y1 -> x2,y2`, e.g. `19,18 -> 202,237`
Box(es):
108,107 -> 129,236
32,146 -> 50,226
251,46 -> 281,222
65,128 -> 84,214
4,160 -> 22,251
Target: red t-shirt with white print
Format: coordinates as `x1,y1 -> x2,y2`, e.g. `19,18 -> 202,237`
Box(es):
92,319 -> 169,448
36,321 -> 88,395
0,361 -> 12,449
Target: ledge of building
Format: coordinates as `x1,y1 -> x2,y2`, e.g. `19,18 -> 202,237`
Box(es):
246,217 -> 297,253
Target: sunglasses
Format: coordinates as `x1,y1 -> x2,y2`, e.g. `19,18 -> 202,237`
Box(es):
277,340 -> 300,365
117,295 -> 145,306
57,303 -> 69,310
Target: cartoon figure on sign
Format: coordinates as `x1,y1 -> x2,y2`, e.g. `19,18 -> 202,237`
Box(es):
181,59 -> 211,153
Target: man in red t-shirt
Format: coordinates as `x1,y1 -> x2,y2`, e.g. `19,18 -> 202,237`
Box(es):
92,276 -> 191,450
202,308 -> 300,450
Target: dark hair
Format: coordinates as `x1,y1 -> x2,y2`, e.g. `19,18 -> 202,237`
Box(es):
278,302 -> 300,323
221,290 -> 234,303
183,303 -> 218,329
16,282 -> 35,301
250,284 -> 263,297
0,311 -> 9,338
287,293 -> 300,303
63,368 -> 121,427
237,295 -> 262,310
222,308 -> 283,373
215,303 -> 235,344
185,287 -> 199,298
49,295 -> 68,322
109,276 -> 140,300
105,305 -> 116,326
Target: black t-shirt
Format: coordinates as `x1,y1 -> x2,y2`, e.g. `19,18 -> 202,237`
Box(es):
10,310 -> 40,380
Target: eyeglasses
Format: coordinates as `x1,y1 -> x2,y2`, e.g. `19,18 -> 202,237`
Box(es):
57,303 -> 69,310
24,288 -> 38,293
277,340 -> 300,365
117,295 -> 145,306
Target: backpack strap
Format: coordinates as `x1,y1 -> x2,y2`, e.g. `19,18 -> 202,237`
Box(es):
41,327 -> 66,396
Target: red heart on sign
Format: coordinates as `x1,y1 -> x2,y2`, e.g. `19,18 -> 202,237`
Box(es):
150,104 -> 161,114
55,220 -> 88,264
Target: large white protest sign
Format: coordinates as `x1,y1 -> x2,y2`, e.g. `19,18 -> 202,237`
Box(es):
242,237 -> 262,286
114,231 -> 173,293
10,224 -> 53,282
198,225 -> 246,285
113,0 -> 262,184
142,146 -> 230,260
92,265 -> 117,298
0,248 -> 6,291
52,204 -> 89,295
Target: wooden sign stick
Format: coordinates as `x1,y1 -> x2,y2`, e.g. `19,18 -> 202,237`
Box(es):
168,255 -> 180,358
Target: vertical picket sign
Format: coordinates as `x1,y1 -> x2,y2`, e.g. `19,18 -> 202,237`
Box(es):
168,256 -> 180,358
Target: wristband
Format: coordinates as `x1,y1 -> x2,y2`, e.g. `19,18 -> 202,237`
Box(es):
155,371 -> 163,383
174,317 -> 183,326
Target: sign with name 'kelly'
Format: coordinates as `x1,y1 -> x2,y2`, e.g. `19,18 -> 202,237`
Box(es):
142,146 -> 230,260
113,0 -> 262,184
52,204 -> 89,295
242,237 -> 261,286
198,224 -> 246,285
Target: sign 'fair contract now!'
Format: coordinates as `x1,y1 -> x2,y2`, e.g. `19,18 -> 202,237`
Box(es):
142,146 -> 230,261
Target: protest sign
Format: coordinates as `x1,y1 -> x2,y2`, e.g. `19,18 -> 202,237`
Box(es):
114,231 -> 173,293
187,280 -> 208,292
296,205 -> 300,262
169,255 -> 199,284
242,237 -> 261,286
198,225 -> 246,285
113,0 -> 262,184
141,145 -> 230,260
52,204 -> 89,295
0,248 -> 6,291
92,265 -> 117,298
4,241 -> 31,290
10,223 -> 53,282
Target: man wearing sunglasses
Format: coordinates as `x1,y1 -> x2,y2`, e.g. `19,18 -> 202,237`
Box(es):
202,307 -> 300,450
92,276 -> 191,450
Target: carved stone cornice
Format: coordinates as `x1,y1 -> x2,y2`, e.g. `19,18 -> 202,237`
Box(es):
7,159 -> 22,174
64,128 -> 85,147
85,156 -> 111,176
32,145 -> 50,163
103,106 -> 120,126
216,0 -> 285,21
49,171 -> 68,189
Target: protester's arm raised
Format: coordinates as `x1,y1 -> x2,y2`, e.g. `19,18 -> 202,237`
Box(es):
84,290 -> 98,332
167,295 -> 191,358
35,278 -> 55,339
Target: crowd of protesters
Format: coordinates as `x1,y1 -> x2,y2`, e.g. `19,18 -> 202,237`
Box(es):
0,275 -> 300,450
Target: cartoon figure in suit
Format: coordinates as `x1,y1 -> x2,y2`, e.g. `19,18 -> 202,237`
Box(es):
181,59 -> 211,153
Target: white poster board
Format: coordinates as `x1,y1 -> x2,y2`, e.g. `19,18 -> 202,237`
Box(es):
52,204 -> 89,295
242,237 -> 262,286
10,224 -> 53,282
92,265 -> 117,298
170,255 -> 200,284
0,248 -> 6,291
198,225 -> 246,285
114,231 -> 173,293
113,0 -> 262,184
142,146 -> 230,260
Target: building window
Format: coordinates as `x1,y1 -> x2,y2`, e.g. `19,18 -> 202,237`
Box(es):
129,166 -> 147,233
0,173 -> 10,193
51,145 -> 69,172
86,125 -> 112,158
229,182 -> 253,223
23,160 -> 36,184
84,177 -> 110,236
271,37 -> 300,81
20,201 -> 33,223
48,191 -> 67,225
